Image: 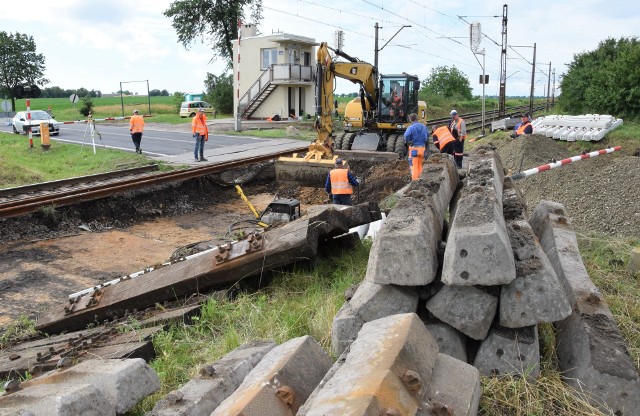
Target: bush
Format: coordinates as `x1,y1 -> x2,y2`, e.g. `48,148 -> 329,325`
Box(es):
173,91 -> 184,112
79,95 -> 93,116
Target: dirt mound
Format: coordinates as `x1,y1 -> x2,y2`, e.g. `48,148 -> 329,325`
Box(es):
492,135 -> 640,237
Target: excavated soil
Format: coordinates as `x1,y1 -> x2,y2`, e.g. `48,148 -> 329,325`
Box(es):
489,135 -> 640,237
0,158 -> 411,327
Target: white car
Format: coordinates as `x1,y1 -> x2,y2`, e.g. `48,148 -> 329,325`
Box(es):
12,110 -> 60,135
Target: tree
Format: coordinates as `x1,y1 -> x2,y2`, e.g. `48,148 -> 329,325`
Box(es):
161,89 -> 169,96
149,89 -> 162,96
173,91 -> 185,112
559,37 -> 640,119
420,66 -> 472,100
0,31 -> 47,110
79,95 -> 94,117
204,72 -> 233,114
164,0 -> 263,67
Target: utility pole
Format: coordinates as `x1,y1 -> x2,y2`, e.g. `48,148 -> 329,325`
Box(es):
551,68 -> 556,106
374,23 -> 379,70
499,4 -> 508,116
546,61 -> 551,112
529,42 -> 536,116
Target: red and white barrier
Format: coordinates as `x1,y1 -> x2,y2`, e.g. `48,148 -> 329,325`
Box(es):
57,114 -> 153,125
509,146 -> 622,181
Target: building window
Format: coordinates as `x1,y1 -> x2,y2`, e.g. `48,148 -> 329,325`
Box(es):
261,48 -> 278,70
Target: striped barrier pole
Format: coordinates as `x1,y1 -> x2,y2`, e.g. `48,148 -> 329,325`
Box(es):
57,114 -> 153,125
509,146 -> 622,181
26,98 -> 33,148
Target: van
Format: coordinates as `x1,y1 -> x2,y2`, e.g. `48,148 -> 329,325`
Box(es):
179,101 -> 216,118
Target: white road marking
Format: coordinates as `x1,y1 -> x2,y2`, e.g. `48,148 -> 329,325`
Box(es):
49,137 -> 169,156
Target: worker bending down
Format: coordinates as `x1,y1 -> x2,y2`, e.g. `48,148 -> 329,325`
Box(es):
511,113 -> 533,138
325,158 -> 359,206
432,124 -> 457,159
403,113 -> 429,180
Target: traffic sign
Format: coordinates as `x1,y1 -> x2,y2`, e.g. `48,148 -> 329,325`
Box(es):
70,94 -> 80,104
1,100 -> 10,112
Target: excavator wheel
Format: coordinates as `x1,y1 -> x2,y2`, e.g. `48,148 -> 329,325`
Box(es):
342,133 -> 356,150
334,132 -> 346,150
394,135 -> 407,158
385,134 -> 398,152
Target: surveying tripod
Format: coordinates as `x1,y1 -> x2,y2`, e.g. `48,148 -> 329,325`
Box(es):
81,113 -> 106,154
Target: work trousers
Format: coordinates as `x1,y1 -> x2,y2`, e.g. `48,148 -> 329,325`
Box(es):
332,194 -> 352,206
454,139 -> 464,168
131,132 -> 142,152
194,134 -> 205,160
408,146 -> 427,181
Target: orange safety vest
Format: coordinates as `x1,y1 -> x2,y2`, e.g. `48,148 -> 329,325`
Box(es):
450,118 -> 467,140
129,115 -> 144,133
192,114 -> 209,136
330,168 -> 353,195
433,126 -> 455,149
516,121 -> 531,135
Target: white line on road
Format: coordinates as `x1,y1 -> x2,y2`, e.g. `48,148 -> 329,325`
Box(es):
49,137 -> 170,157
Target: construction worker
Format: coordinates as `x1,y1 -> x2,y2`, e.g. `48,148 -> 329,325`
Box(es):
449,109 -> 466,168
511,113 -> 533,138
192,108 -> 209,162
403,112 -> 428,180
432,125 -> 457,159
324,158 -> 359,206
129,109 -> 145,154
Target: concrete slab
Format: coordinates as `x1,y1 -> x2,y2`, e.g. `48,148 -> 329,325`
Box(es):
298,347 -> 350,416
473,325 -> 540,378
331,281 -> 419,355
19,358 -> 160,415
425,322 -> 467,362
211,335 -> 332,416
366,197 -> 439,286
499,218 -> 571,328
423,353 -> 481,416
304,313 -> 440,416
150,340 -> 276,416
442,148 -> 516,286
426,285 -> 498,340
0,383 -> 112,416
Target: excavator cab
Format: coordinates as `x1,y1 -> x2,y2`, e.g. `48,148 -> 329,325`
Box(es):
377,75 -> 420,124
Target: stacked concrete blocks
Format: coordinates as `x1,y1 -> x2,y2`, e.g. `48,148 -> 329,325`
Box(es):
530,201 -> 640,415
331,155 -> 459,356
211,335 -> 332,416
0,358 -> 160,416
150,340 -> 276,416
306,313 -> 480,415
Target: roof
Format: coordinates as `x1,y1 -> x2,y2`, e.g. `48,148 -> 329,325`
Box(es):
264,33 -> 317,46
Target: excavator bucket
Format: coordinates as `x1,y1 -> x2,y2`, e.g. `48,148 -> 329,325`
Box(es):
276,153 -> 340,187
350,132 -> 380,151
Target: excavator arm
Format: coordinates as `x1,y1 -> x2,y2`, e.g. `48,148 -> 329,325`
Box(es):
307,42 -> 378,161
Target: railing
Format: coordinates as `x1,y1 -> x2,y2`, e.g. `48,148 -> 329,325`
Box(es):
238,64 -> 314,111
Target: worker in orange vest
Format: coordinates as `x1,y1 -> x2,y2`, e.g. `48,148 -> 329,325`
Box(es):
192,108 -> 209,162
432,125 -> 457,158
511,113 -> 534,138
449,109 -> 466,168
129,109 -> 145,154
324,158 -> 359,205
403,113 -> 429,181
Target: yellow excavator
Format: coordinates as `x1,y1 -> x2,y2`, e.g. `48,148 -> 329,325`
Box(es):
276,42 -> 426,186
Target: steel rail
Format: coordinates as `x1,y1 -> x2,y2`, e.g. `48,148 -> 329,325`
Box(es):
0,165 -> 159,198
0,146 -> 307,219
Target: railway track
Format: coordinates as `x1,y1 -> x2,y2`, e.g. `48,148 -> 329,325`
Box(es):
0,146 -> 307,219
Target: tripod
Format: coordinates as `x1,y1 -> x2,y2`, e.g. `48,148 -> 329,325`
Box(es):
81,114 -> 105,154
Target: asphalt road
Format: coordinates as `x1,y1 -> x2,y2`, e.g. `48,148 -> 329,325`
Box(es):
0,119 -> 267,157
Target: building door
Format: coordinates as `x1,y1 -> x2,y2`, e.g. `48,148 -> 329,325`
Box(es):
299,87 -> 305,117
304,52 -> 311,66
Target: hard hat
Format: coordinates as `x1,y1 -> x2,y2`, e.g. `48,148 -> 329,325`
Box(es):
133,109 -> 139,114
450,109 -> 457,116
335,157 -> 343,166
521,112 -> 530,118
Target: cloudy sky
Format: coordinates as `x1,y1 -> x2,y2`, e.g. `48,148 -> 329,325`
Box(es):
1,0 -> 638,97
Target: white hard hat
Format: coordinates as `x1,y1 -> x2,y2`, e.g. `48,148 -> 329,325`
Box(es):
133,109 -> 139,114
450,109 -> 457,116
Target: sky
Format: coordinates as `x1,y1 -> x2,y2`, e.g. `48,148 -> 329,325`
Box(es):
1,0 -> 639,98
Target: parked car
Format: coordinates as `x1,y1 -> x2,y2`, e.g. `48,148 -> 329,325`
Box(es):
12,110 -> 60,135
179,101 -> 216,118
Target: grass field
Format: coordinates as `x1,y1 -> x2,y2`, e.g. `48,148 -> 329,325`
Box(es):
0,131 -> 160,188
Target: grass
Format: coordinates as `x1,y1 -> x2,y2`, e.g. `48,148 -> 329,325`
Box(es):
224,126 -> 316,141
0,315 -> 37,350
0,132 -> 161,188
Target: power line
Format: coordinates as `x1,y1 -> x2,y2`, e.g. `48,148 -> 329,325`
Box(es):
296,0 -> 405,26
262,5 -> 370,38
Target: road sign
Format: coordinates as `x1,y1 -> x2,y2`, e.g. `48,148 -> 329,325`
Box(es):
70,94 -> 80,104
1,100 -> 10,112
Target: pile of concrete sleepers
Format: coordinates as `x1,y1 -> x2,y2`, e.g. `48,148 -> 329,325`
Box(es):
531,114 -> 623,141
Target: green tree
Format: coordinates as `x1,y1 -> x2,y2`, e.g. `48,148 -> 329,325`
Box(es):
0,31 -> 47,110
559,37 -> 640,119
164,0 -> 263,67
420,66 -> 472,100
204,72 -> 233,114
173,91 -> 185,112
79,95 -> 94,117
